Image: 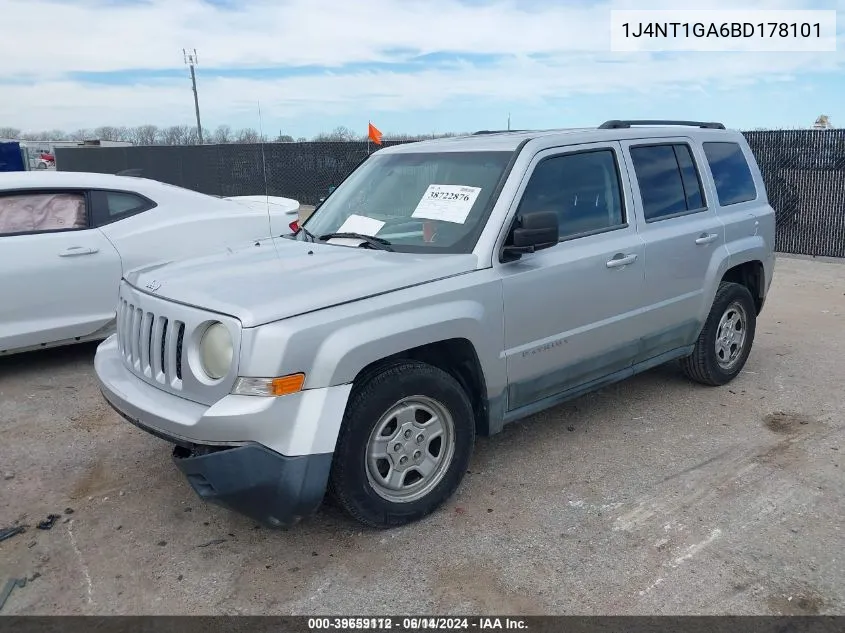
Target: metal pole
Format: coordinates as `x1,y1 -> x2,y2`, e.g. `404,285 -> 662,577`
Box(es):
190,65 -> 203,144
184,49 -> 203,144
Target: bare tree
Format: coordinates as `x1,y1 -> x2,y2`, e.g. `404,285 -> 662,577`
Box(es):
313,125 -> 358,142
187,126 -> 211,145
211,124 -> 233,144
159,125 -> 191,145
115,126 -> 133,142
68,129 -> 92,141
385,131 -> 461,141
44,129 -> 69,141
175,125 -> 192,145
2,124 -> 475,145
132,125 -> 159,146
235,127 -> 264,143
94,126 -> 122,141
159,127 -> 175,145
335,126 -> 357,141
19,131 -> 49,141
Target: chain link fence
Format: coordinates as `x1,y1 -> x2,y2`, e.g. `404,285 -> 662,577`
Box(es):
54,131 -> 845,258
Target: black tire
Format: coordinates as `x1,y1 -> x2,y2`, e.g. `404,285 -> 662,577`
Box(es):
329,360 -> 475,528
681,281 -> 757,386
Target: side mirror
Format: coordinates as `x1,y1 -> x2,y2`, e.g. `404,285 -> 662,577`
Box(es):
502,211 -> 559,261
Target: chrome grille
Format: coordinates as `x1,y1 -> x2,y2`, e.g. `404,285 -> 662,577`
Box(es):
115,280 -> 242,406
175,323 -> 185,380
117,298 -> 184,389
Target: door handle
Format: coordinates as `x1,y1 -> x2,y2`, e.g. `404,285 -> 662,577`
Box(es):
606,253 -> 638,268
695,233 -> 719,245
59,246 -> 99,257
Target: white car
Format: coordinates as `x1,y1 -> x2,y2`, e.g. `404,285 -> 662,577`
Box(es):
0,171 -> 300,355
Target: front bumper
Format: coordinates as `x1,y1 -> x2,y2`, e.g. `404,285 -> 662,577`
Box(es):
95,334 -> 351,527
172,443 -> 332,528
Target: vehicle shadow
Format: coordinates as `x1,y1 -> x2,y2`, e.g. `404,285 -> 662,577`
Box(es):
0,341 -> 99,379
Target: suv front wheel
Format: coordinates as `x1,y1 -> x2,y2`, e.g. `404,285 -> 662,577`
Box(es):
682,281 -> 758,386
330,360 -> 475,528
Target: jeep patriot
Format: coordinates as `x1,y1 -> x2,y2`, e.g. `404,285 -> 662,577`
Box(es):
95,120 -> 776,528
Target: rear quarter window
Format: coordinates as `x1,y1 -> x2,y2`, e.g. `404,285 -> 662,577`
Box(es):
90,190 -> 156,227
104,191 -> 152,217
702,142 -> 757,206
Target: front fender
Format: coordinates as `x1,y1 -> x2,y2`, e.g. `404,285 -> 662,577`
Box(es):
237,272 -> 507,399
309,301 -> 489,387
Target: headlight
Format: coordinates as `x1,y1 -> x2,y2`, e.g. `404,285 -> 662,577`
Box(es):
199,322 -> 233,380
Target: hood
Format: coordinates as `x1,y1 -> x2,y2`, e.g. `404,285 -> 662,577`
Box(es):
225,195 -> 300,215
124,239 -> 478,327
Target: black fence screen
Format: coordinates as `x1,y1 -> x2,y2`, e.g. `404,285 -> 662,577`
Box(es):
54,141 -> 409,207
54,131 -> 845,258
743,130 -> 845,258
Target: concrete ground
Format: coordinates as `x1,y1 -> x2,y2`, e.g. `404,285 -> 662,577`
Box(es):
1,254 -> 843,615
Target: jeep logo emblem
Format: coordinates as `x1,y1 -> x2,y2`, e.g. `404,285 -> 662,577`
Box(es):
145,280 -> 162,292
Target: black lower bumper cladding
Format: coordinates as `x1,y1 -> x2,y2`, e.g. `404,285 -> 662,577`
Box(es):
172,443 -> 333,528
102,389 -> 333,528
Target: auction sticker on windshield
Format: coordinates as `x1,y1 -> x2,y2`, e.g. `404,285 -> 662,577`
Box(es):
337,214 -> 386,236
411,184 -> 481,224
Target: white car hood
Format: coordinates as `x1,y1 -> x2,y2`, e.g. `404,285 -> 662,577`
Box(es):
124,238 -> 478,328
225,195 -> 300,215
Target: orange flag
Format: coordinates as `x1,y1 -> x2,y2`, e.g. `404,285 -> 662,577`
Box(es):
368,122 -> 383,145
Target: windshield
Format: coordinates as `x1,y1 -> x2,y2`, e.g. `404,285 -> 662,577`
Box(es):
299,150 -> 514,254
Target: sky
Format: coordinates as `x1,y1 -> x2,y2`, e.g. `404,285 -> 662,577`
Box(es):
1,0 -> 843,138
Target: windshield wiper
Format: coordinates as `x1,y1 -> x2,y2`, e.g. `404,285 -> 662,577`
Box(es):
299,226 -> 317,242
318,232 -> 394,251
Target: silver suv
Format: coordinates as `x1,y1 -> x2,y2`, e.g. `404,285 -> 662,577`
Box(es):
95,120 -> 776,529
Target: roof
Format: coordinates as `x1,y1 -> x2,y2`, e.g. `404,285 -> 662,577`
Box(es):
379,123 -> 741,154
0,171 -> 211,199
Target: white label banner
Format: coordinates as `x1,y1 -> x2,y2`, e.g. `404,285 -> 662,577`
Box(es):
610,10 -> 837,52
411,185 -> 482,224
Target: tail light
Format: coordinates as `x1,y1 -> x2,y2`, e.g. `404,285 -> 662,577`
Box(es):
289,219 -> 299,233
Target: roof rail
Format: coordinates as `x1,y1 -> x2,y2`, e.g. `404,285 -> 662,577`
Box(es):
472,129 -> 527,135
598,119 -> 726,130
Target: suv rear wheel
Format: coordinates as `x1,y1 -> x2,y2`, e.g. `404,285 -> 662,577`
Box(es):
681,281 -> 757,386
330,360 -> 475,528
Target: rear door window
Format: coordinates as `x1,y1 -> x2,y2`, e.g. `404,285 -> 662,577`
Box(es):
702,142 -> 757,206
629,143 -> 707,222
0,192 -> 88,236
